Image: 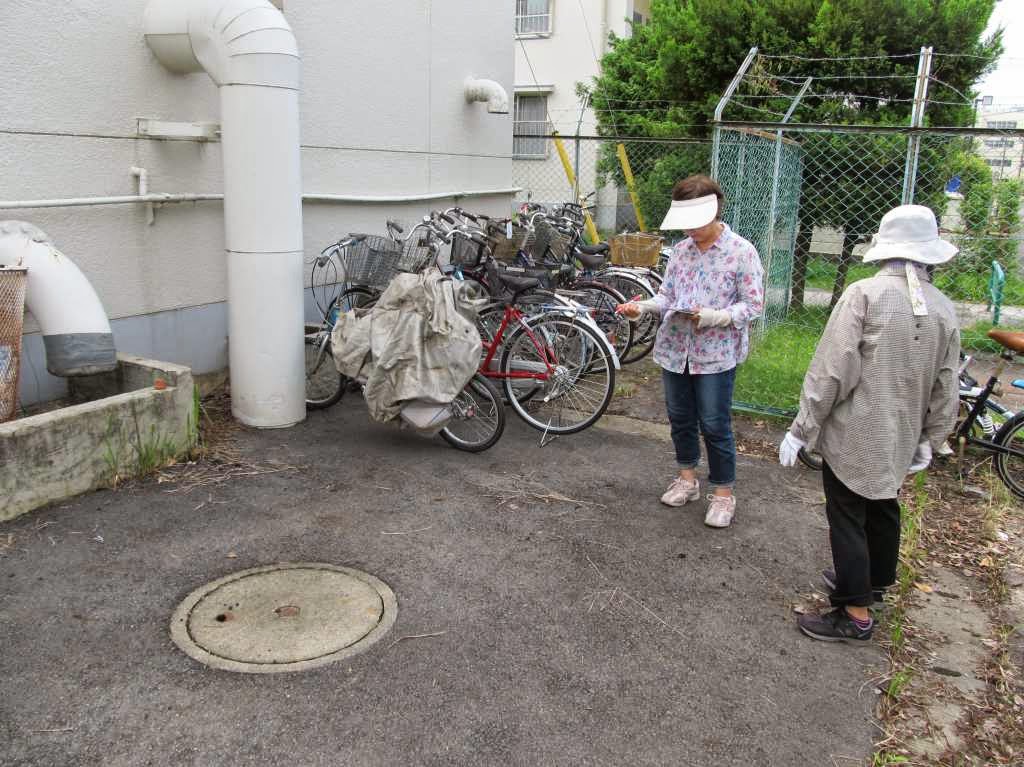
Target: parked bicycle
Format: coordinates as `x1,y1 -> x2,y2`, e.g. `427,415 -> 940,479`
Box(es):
303,229 -> 505,452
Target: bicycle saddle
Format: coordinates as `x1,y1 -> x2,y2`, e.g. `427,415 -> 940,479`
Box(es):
578,242 -> 610,256
987,328 -> 1024,354
496,270 -> 541,295
574,247 -> 608,270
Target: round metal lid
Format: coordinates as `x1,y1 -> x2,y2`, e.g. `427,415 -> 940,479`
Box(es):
170,563 -> 397,673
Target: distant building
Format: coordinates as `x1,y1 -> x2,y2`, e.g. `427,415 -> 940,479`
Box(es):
976,106 -> 1024,179
513,0 -> 651,229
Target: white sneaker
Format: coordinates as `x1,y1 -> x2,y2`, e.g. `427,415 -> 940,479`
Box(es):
660,476 -> 700,507
704,494 -> 736,528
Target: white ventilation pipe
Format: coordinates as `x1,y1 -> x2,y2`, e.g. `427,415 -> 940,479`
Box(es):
0,221 -> 116,377
144,0 -> 304,428
464,77 -> 510,114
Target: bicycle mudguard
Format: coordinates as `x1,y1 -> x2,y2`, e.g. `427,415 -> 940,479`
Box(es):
1013,379 -> 1024,390
596,266 -> 658,295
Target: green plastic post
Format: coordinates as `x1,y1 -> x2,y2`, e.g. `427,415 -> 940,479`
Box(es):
988,260 -> 1005,326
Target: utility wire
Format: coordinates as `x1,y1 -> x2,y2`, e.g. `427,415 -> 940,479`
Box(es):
575,0 -> 622,136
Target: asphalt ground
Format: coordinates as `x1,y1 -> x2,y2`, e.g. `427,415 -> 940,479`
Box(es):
1,398 -> 884,766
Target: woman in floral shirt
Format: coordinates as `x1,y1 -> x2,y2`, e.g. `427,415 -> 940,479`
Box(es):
617,175 -> 764,528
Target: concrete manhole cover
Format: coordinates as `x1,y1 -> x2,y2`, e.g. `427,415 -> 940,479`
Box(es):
170,563 -> 397,673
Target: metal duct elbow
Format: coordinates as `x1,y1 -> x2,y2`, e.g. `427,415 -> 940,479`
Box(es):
144,0 -> 300,88
464,77 -> 509,114
0,221 -> 115,377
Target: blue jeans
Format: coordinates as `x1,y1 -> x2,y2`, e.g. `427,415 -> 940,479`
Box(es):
662,366 -> 737,487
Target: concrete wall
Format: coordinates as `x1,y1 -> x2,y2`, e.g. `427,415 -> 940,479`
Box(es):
4,0 -> 513,406
0,354 -> 195,522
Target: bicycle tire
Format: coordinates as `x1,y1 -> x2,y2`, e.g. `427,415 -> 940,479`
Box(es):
304,286 -> 376,409
439,373 -> 506,452
500,315 -> 615,435
572,281 -> 633,362
594,272 -> 658,364
304,335 -> 345,410
994,411 -> 1024,500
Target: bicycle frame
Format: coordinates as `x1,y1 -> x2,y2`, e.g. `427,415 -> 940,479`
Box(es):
479,305 -> 555,382
955,353 -> 1024,461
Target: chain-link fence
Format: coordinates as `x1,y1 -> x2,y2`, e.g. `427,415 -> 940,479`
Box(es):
513,127 -> 1024,414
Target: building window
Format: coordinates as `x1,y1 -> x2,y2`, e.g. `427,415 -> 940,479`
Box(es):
632,11 -> 645,25
987,120 -> 1018,130
986,159 -> 1013,168
516,0 -> 552,36
513,94 -> 549,159
985,138 -> 1015,148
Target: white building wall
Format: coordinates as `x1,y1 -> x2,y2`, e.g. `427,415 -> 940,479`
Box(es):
3,0 -> 513,406
512,0 -> 643,229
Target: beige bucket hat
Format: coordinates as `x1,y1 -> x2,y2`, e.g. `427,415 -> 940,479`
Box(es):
862,205 -> 957,265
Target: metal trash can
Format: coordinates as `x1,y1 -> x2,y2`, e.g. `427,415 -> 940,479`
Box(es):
0,267 -> 28,422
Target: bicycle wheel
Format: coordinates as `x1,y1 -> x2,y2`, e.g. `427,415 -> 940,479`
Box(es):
439,373 -> 506,452
304,333 -> 345,409
304,287 -> 377,409
994,412 -> 1024,500
595,272 -> 658,364
500,315 -> 615,435
573,281 -> 633,362
338,286 -> 378,311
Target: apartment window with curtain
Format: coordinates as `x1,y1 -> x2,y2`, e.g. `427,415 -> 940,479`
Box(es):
516,0 -> 552,36
513,94 -> 549,159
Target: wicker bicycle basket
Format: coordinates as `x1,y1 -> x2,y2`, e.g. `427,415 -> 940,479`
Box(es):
486,221 -> 530,264
610,233 -> 663,268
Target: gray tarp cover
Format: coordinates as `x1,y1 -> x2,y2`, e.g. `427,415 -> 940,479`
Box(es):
331,271 -> 482,423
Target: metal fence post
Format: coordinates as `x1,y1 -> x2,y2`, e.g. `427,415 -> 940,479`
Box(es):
766,79 -> 812,317
901,46 -> 933,204
711,47 -> 758,180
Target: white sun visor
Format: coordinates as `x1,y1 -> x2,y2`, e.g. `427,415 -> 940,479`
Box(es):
658,194 -> 719,231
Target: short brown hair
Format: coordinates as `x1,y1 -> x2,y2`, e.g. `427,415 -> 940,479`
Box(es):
671,174 -> 724,218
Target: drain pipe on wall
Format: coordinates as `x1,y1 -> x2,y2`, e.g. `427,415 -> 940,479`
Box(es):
144,0 -> 304,428
0,221 -> 116,376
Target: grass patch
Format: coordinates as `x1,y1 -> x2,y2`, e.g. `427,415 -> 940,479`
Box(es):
804,255 -> 1024,308
735,309 -> 829,411
960,318 -> 1024,355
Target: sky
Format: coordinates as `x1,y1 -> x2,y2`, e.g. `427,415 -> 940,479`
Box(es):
976,0 -> 1024,108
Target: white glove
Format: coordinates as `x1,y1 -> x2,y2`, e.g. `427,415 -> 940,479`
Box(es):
908,441 -> 932,473
697,307 -> 732,329
779,431 -> 806,468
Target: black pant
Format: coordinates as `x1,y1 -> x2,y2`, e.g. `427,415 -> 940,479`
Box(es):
822,462 -> 901,608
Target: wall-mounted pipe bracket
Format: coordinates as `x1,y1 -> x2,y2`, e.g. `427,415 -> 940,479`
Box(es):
130,167 -> 155,225
136,118 -> 221,142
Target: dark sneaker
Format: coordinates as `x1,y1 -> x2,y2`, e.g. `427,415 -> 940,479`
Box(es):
798,607 -> 873,642
821,569 -> 885,604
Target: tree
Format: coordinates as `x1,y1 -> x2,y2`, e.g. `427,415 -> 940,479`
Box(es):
587,0 -> 1002,308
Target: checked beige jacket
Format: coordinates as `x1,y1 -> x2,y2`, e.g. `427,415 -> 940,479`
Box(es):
790,262 -> 960,499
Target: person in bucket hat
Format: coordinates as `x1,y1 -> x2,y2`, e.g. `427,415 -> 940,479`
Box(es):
779,204 -> 960,642
617,175 -> 764,528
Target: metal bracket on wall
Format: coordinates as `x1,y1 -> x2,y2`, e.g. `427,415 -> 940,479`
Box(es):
136,118 -> 221,142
